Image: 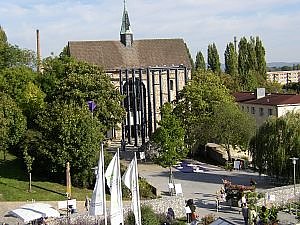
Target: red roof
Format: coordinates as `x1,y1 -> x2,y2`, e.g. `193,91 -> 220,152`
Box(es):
233,92 -> 300,106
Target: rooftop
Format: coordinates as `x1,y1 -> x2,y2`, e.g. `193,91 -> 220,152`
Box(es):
233,92 -> 300,106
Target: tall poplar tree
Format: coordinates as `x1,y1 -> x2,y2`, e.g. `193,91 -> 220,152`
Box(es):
224,42 -> 238,77
207,43 -> 221,74
255,36 -> 267,79
195,51 -> 206,71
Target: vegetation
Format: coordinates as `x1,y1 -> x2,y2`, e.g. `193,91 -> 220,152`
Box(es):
250,112 -> 300,180
207,43 -> 221,74
195,51 -> 206,71
151,103 -> 187,183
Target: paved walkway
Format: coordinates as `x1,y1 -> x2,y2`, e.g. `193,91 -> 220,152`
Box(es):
137,160 -> 299,225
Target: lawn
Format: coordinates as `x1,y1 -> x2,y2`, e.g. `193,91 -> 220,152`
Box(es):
0,152 -> 92,201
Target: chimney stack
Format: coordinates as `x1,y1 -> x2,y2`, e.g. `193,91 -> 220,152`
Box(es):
36,29 -> 41,72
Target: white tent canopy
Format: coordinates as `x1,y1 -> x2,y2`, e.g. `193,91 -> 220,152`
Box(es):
8,208 -> 43,223
8,203 -> 60,223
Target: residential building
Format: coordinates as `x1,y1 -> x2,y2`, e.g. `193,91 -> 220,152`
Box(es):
67,1 -> 192,146
267,70 -> 300,85
233,88 -> 300,126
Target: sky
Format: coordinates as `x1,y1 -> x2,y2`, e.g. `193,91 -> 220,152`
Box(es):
1,0 -> 300,63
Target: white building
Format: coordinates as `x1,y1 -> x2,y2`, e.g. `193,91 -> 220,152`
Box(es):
267,70 -> 300,85
233,88 -> 300,126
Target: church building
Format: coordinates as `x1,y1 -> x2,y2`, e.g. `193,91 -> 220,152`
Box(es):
67,1 -> 192,147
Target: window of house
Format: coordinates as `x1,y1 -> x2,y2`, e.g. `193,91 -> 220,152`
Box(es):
251,107 -> 255,114
259,108 -> 264,116
169,80 -> 174,91
247,106 -> 249,112
242,106 -> 244,111
268,108 -> 273,116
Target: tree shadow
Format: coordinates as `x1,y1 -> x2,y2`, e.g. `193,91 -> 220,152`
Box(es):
31,184 -> 66,196
0,158 -> 27,181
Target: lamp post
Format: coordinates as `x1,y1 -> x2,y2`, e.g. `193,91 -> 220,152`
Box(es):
290,157 -> 299,198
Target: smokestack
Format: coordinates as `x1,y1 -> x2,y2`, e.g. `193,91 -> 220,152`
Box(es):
36,29 -> 41,72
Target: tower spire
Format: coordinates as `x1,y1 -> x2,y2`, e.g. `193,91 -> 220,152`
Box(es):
120,0 -> 133,47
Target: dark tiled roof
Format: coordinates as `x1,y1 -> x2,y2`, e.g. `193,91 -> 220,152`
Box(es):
68,39 -> 191,71
233,92 -> 256,102
233,92 -> 300,106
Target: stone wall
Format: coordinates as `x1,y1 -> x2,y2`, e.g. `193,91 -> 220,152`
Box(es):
123,196 -> 186,218
258,184 -> 300,207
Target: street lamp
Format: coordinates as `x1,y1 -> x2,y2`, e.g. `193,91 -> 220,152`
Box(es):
290,157 -> 299,198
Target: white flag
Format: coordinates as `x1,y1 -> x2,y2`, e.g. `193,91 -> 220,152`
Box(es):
122,153 -> 141,225
105,150 -> 124,225
89,144 -> 107,220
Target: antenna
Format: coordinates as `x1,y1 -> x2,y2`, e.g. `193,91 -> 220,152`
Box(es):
234,36 -> 237,53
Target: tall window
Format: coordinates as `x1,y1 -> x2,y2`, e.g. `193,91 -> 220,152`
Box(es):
268,108 -> 273,116
170,80 -> 174,91
251,107 -> 255,114
259,108 -> 264,116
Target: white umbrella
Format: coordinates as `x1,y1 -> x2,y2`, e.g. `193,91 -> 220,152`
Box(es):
21,203 -> 60,218
8,208 -> 43,223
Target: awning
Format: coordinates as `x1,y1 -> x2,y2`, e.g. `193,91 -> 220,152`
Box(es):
8,203 -> 60,223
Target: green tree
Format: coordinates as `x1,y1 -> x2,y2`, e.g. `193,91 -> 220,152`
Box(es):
174,70 -> 233,149
0,66 -> 45,126
250,112 -> 300,179
151,103 -> 187,184
224,42 -> 238,77
41,57 -> 125,132
195,51 -> 206,71
0,92 -> 26,160
30,102 -> 105,187
209,102 -> 256,161
255,36 -> 267,79
0,25 -> 7,44
207,43 -> 221,74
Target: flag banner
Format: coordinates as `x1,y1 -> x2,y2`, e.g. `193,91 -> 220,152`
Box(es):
66,162 -> 71,198
89,146 -> 106,216
122,154 -> 142,225
105,150 -> 124,225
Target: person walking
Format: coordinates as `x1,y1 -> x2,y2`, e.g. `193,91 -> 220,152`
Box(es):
242,203 -> 249,225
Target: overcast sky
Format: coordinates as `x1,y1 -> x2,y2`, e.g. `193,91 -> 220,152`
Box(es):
1,0 -> 300,63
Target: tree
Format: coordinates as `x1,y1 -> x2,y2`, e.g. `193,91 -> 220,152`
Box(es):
0,25 -> 7,44
29,102 -> 105,187
209,102 -> 256,161
224,42 -> 238,77
41,57 -> 125,132
207,43 -> 221,74
195,51 -> 206,71
174,70 -> 234,149
250,112 -> 300,179
151,103 -> 187,184
0,66 -> 45,126
0,92 -> 26,160
255,36 -> 267,79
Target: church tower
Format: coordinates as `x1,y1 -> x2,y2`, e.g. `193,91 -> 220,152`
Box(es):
120,0 -> 133,47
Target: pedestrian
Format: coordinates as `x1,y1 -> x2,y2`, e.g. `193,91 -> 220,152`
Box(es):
166,207 -> 175,222
85,195 -> 90,211
242,203 -> 249,225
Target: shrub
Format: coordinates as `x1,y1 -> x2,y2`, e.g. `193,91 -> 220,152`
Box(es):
125,205 -> 160,225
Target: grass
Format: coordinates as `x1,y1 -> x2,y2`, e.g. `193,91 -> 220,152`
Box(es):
0,151 -> 92,201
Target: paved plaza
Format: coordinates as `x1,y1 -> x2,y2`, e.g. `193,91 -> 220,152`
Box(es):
137,160 -> 298,225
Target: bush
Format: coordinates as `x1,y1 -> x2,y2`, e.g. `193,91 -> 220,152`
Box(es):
125,205 -> 160,225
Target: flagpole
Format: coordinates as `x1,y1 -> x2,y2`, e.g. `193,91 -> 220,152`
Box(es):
101,143 -> 107,225
134,153 -> 142,225
117,148 -> 124,225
